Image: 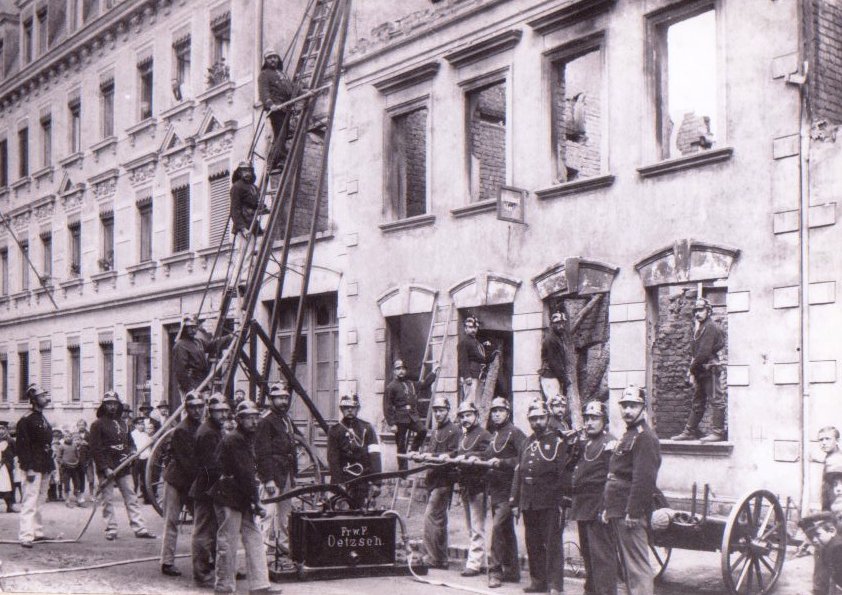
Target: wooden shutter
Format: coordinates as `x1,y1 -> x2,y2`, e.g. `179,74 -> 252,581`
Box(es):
39,344 -> 51,392
172,184 -> 190,252
208,172 -> 230,245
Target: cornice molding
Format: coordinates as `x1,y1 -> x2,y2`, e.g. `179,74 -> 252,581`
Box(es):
373,61 -> 440,95
526,0 -> 616,36
443,29 -> 522,69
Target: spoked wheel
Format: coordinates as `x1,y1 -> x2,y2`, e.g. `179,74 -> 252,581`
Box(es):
651,542 -> 672,581
721,489 -> 787,594
286,434 -> 324,511
562,540 -> 584,578
144,428 -> 175,517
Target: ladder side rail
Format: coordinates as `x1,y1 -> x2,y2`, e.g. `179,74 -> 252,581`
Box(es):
424,302 -> 455,429
417,295 -> 440,379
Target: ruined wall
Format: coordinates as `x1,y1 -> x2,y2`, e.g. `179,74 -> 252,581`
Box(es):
553,50 -> 602,182
809,0 -> 842,127
394,107 -> 428,217
469,81 -> 506,202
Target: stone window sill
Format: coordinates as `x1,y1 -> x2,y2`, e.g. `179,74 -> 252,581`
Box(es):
451,199 -> 497,218
60,277 -> 84,290
91,136 -> 118,156
0,187 -> 8,199
659,440 -> 734,457
0,296 -> 8,306
272,230 -> 335,249
32,284 -> 54,296
11,177 -> 31,190
160,251 -> 194,267
127,260 -> 157,275
197,80 -> 236,105
160,99 -> 196,121
638,147 -> 734,179
197,244 -> 232,259
126,118 -> 158,142
32,165 -> 54,182
59,152 -> 85,168
535,174 -> 615,201
379,214 -> 436,233
11,290 -> 30,301
90,270 -> 118,283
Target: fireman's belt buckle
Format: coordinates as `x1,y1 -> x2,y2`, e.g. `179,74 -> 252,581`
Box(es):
343,462 -> 364,477
523,477 -> 537,485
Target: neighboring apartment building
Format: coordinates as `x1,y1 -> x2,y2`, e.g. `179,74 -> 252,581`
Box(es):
0,0 -> 306,425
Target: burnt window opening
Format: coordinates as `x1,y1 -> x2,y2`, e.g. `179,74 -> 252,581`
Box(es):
466,80 -> 507,203
387,106 -> 428,220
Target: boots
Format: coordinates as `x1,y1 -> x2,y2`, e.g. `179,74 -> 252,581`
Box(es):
670,428 -> 700,441
700,430 -> 726,442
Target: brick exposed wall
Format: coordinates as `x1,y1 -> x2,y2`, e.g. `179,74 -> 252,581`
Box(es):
810,0 -> 842,127
393,107 -> 428,218
650,286 -> 728,439
284,134 -> 329,238
469,81 -> 506,202
553,50 -> 602,182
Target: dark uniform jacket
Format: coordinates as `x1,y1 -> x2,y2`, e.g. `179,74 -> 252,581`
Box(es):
458,335 -> 486,380
540,330 -> 569,390
209,427 -> 260,513
189,418 -> 225,501
510,429 -> 568,511
570,431 -> 616,521
690,318 -> 725,378
255,410 -> 297,488
172,337 -> 212,393
163,416 -> 201,493
383,372 -> 436,426
603,419 -> 661,519
484,421 -> 527,504
422,419 -> 459,491
230,178 -> 259,235
456,424 -> 492,496
16,410 -> 54,474
258,67 -> 294,110
90,411 -> 135,478
327,417 -> 382,484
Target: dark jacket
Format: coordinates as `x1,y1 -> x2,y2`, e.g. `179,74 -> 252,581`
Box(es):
209,427 -> 260,513
327,417 -> 382,484
383,372 -> 436,426
603,419 -> 661,519
258,65 -> 294,110
229,177 -> 259,235
690,317 -> 725,377
90,409 -> 135,478
570,431 -> 616,521
172,337 -> 213,393
16,410 -> 54,474
484,421 -> 527,504
510,429 -> 568,511
458,335 -> 486,380
540,329 -> 569,389
0,435 -> 15,479
163,416 -> 201,493
254,410 -> 297,488
75,428 -> 91,466
456,424 -> 492,496
422,419 -> 460,491
189,418 -> 225,501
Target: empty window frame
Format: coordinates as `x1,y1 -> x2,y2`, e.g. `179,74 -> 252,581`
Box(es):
68,222 -> 81,276
651,5 -> 719,159
0,356 -> 7,402
40,114 -> 51,167
172,36 -> 191,101
549,42 -> 604,183
100,341 -> 113,392
100,79 -> 115,138
386,104 -> 428,220
138,58 -> 154,120
465,78 -> 507,203
211,15 -> 231,65
0,248 -> 7,295
138,201 -> 153,262
18,127 -> 29,178
82,0 -> 100,24
37,8 -> 48,56
68,99 -> 81,153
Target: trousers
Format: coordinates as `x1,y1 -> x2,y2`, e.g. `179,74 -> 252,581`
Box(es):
100,473 -> 147,535
395,422 -> 426,470
260,476 -> 292,554
489,500 -> 520,580
191,497 -> 218,583
160,482 -> 189,566
18,472 -> 49,542
579,520 -> 618,595
687,370 -> 726,433
612,519 -> 654,595
461,490 -> 487,572
523,508 -> 563,591
422,486 -> 452,565
214,504 -> 270,593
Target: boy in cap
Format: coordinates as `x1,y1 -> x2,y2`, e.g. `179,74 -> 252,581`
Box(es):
799,512 -> 842,594
16,384 -> 55,547
815,426 -> 842,511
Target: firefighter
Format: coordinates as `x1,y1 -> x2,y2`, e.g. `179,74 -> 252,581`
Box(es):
229,161 -> 261,237
454,400 -> 492,577
572,400 -> 617,595
171,315 -> 228,398
90,391 -> 155,541
510,400 -> 568,595
548,394 -> 570,434
190,393 -> 229,588
255,383 -> 297,556
327,394 -> 382,508
458,314 -> 490,403
160,392 -> 204,577
16,384 -> 54,548
539,310 -> 570,400
421,396 -> 460,569
484,397 -> 526,588
602,385 -> 661,595
383,358 -> 438,470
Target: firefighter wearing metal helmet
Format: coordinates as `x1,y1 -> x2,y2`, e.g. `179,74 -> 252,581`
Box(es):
327,394 -> 383,508
571,400 -> 618,595
672,297 -> 727,442
547,393 -> 570,434
383,358 -> 439,470
539,310 -> 571,403
172,314 -> 229,398
458,314 -> 491,403
484,397 -> 527,588
229,160 -> 261,236
510,399 -> 569,595
190,393 -> 230,587
453,399 -> 492,577
258,46 -> 294,165
602,385 -> 661,595
420,395 -> 459,569
255,383 -> 297,557
16,383 -> 54,548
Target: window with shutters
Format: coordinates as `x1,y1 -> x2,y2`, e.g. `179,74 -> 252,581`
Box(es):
100,342 -> 113,392
68,222 -> 81,276
0,139 -> 7,187
41,233 -> 52,279
69,100 -> 81,153
20,241 -> 29,290
138,58 -> 154,120
0,356 -> 7,402
100,214 -> 114,271
100,79 -> 114,138
18,351 -> 29,401
172,184 -> 190,253
69,346 -> 81,402
208,171 -> 230,245
40,346 -> 51,392
138,202 -> 152,262
0,248 -> 8,295
40,114 -> 51,167
18,127 -> 29,178
37,8 -> 48,56
386,104 -> 428,220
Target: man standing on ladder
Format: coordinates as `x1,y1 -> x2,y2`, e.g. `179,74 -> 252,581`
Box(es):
383,358 -> 439,470
172,314 -> 229,399
229,161 -> 261,238
258,48 -> 294,170
539,311 -> 570,403
458,314 -> 490,403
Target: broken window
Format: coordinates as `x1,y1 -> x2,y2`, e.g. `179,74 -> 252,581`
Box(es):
387,106 -> 428,220
653,7 -> 718,159
466,79 -> 506,203
551,45 -> 603,183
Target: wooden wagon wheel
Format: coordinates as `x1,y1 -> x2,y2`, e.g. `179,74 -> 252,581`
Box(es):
721,489 -> 787,595
144,427 -> 175,517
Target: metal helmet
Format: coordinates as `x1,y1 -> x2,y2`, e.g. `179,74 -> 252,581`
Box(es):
548,394 -> 568,407
269,383 -> 290,398
25,383 -> 48,401
338,394 -> 360,409
207,393 -> 230,411
430,396 -> 451,410
582,400 -> 608,419
184,392 -> 205,407
464,313 -> 480,327
236,160 -> 254,173
527,400 -> 550,418
550,311 -> 565,324
692,298 -> 712,312
235,400 -> 260,417
456,400 -> 478,416
489,397 -> 511,411
101,390 -> 120,404
181,314 -> 199,328
263,48 -> 281,60
619,384 -> 646,405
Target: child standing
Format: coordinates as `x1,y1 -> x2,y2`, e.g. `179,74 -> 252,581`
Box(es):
799,512 -> 842,594
817,426 -> 842,511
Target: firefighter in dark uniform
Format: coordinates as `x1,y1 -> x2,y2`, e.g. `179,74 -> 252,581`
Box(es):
484,397 -> 527,588
547,394 -> 570,434
454,400 -> 492,577
458,314 -> 489,402
190,393 -> 229,588
539,310 -> 570,400
172,315 -> 229,398
16,384 -> 54,548
160,391 -> 204,577
421,396 -> 460,569
383,358 -> 439,470
510,399 -> 568,595
327,394 -> 382,508
602,385 -> 661,595
255,383 -> 297,555
572,400 -> 617,595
